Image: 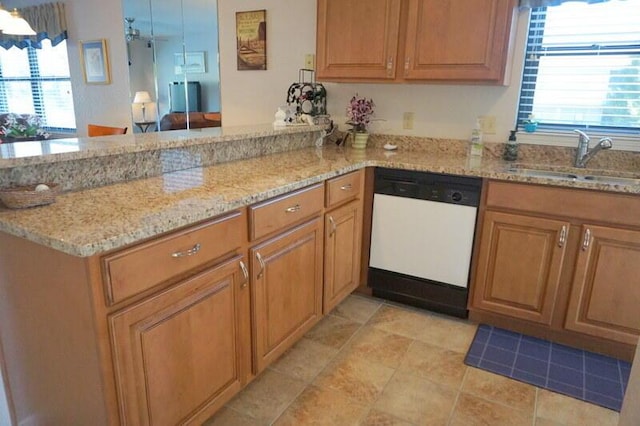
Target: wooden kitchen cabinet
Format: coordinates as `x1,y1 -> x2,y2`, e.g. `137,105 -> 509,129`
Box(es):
109,255 -> 250,426
250,219 -> 324,373
316,0 -> 517,83
472,210 -> 569,325
470,180 -> 640,360
323,170 -> 365,313
249,184 -> 325,373
565,225 -> 640,345
316,0 -> 401,80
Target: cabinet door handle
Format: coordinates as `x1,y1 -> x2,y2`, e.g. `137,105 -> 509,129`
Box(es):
328,216 -> 337,237
171,243 -> 201,258
581,228 -> 592,251
239,260 -> 249,288
256,252 -> 266,279
558,225 -> 567,247
340,183 -> 352,191
285,204 -> 301,213
405,57 -> 410,70
386,57 -> 393,76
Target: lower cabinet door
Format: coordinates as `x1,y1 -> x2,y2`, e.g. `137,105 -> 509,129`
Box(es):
251,218 -> 324,373
471,210 -> 569,324
565,224 -> 640,344
109,256 -> 248,426
323,199 -> 363,313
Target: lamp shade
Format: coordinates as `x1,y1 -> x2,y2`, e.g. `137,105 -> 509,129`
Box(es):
133,91 -> 152,104
0,5 -> 11,30
3,8 -> 36,35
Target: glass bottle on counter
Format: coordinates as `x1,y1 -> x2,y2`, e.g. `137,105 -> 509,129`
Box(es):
503,130 -> 518,161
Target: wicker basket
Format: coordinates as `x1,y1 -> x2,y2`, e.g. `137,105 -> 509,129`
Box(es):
0,183 -> 59,209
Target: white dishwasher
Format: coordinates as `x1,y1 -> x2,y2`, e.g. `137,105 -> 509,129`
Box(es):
368,168 -> 481,318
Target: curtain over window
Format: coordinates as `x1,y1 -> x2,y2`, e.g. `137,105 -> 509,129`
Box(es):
520,0 -> 609,8
0,2 -> 68,50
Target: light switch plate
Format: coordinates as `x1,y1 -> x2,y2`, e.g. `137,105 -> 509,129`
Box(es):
304,54 -> 315,70
480,115 -> 496,134
403,112 -> 414,130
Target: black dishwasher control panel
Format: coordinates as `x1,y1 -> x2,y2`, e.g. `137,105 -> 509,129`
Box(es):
374,168 -> 482,207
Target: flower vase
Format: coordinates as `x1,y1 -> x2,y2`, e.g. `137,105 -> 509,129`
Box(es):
351,131 -> 369,149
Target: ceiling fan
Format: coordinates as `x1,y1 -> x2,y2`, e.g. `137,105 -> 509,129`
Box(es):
124,17 -> 141,42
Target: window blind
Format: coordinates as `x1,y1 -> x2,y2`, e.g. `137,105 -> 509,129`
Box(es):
517,0 -> 640,132
0,39 -> 76,132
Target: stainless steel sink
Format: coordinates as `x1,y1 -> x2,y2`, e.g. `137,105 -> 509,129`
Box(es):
582,175 -> 640,186
507,167 -> 640,186
507,168 -> 581,181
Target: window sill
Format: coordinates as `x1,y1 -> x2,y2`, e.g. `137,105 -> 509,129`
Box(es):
517,130 -> 640,152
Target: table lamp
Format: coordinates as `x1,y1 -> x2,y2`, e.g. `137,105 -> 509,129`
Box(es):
133,91 -> 153,122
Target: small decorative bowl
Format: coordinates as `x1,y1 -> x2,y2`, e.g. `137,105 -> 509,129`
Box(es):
0,183 -> 59,209
524,122 -> 538,133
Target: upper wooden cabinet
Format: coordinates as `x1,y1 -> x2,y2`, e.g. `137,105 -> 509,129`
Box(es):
316,0 -> 402,80
316,0 -> 517,83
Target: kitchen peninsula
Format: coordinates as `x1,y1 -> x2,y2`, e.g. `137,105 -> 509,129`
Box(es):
1,125 -> 639,425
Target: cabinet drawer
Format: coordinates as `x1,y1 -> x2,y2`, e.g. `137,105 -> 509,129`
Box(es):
250,184 -> 324,241
325,170 -> 364,209
103,209 -> 246,305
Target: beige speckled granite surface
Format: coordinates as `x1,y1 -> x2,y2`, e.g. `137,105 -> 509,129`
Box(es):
1,130 -> 639,257
0,124 -> 325,168
0,125 -> 324,191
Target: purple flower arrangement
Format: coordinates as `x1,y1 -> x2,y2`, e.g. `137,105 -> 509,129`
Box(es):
346,94 -> 375,132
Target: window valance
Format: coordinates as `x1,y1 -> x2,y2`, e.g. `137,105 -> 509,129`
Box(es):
519,0 -> 610,8
0,2 -> 68,49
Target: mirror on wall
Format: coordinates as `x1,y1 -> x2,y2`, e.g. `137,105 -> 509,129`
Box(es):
122,0 -> 221,133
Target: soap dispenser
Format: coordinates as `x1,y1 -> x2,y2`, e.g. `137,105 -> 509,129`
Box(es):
503,130 -> 518,161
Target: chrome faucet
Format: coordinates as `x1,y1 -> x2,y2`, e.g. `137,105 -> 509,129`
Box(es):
573,130 -> 613,168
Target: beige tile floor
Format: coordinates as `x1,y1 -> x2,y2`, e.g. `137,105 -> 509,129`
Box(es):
204,294 -> 620,426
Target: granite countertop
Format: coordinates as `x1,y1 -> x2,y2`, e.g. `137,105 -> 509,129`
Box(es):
1,131 -> 639,257
0,124 -> 326,168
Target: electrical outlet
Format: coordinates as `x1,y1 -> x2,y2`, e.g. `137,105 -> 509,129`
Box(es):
480,115 -> 496,134
304,54 -> 315,70
403,112 -> 414,130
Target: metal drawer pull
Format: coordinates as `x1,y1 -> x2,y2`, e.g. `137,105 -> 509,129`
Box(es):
239,261 -> 249,288
329,216 -> 337,237
558,225 -> 567,247
256,252 -> 266,279
340,183 -> 352,191
582,229 -> 591,251
285,204 -> 301,213
171,243 -> 201,258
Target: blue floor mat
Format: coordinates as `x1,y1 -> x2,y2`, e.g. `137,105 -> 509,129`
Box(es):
464,324 -> 632,411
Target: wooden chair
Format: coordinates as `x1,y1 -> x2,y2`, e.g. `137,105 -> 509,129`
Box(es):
87,124 -> 128,137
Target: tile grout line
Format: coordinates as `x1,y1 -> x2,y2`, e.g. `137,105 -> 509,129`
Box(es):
268,308 -> 373,426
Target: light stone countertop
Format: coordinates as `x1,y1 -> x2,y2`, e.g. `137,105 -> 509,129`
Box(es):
0,124 -> 326,168
1,141 -> 639,257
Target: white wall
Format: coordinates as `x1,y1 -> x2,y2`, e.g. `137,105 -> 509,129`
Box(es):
217,1 -> 529,143
217,0 -> 318,127
8,0 -> 528,141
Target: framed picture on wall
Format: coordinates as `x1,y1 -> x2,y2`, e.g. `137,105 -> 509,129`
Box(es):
236,10 -> 267,70
174,51 -> 207,74
79,39 -> 111,84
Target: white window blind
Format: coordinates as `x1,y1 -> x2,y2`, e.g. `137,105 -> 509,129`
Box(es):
518,0 -> 640,132
0,39 -> 76,131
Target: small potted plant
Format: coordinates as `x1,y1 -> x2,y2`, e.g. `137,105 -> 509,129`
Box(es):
346,94 -> 375,149
522,114 -> 538,133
